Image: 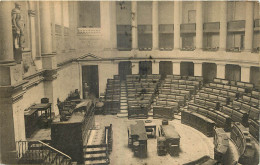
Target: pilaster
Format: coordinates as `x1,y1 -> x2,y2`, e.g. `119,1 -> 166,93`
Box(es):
194,62 -> 203,77
216,63 -> 225,79
172,61 -> 181,75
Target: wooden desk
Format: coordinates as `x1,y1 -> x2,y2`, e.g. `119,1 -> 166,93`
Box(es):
30,103 -> 52,120
128,121 -> 148,157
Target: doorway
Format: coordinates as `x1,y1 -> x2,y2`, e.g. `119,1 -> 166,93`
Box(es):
250,66 -> 260,90
225,64 -> 241,81
82,65 -> 99,98
180,62 -> 194,76
119,61 -> 132,81
139,61 -> 152,75
159,61 -> 173,79
202,63 -> 217,84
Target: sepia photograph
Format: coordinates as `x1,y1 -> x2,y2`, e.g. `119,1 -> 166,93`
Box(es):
0,0 -> 259,164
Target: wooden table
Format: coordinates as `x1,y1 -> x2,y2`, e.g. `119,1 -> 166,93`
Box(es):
30,103 -> 52,128
128,121 -> 148,157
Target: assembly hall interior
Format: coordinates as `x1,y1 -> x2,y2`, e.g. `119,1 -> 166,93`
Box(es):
0,1 -> 259,165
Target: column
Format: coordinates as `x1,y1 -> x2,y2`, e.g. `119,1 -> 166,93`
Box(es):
244,1 -> 254,52
0,2 -> 14,63
110,2 -> 117,49
50,1 -> 56,53
61,2 -> 65,52
40,1 -> 57,116
39,1 -> 52,55
174,1 -> 180,49
194,62 -> 202,76
173,62 -> 181,75
241,65 -> 251,82
216,64 -> 225,79
100,1 -> 117,50
29,4 -> 37,60
131,1 -> 138,50
152,61 -> 159,74
73,1 -> 78,50
132,61 -> 139,74
152,1 -> 159,50
0,3 -> 17,163
219,1 -> 227,51
196,1 -> 203,50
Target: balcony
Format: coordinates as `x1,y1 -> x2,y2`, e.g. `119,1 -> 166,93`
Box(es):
159,24 -> 174,33
227,20 -> 245,32
203,22 -> 220,33
138,25 -> 152,51
180,23 -> 196,34
159,24 -> 174,51
203,47 -> 219,52
226,47 -> 242,52
117,25 -> 132,51
138,25 -> 152,34
181,47 -> 195,51
77,28 -> 101,36
254,19 -> 260,31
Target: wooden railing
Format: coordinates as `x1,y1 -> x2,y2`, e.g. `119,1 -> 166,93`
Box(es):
203,22 -> 220,33
138,25 -> 152,33
16,140 -> 72,164
180,23 -> 196,33
159,24 -> 174,33
228,20 -> 245,32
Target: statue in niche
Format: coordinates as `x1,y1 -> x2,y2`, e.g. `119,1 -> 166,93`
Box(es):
12,2 -> 25,49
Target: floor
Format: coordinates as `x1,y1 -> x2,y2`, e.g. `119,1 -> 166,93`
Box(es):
29,114 -> 260,165
95,115 -> 217,165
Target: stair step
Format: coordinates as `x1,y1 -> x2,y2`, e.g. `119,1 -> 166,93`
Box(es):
120,106 -> 128,110
85,147 -> 107,154
120,110 -> 128,113
85,159 -> 108,165
117,113 -> 128,118
84,153 -> 107,160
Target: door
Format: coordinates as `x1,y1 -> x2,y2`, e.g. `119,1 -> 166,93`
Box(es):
82,65 -> 99,98
202,63 -> 216,83
139,61 -> 152,75
225,64 -> 241,81
159,61 -> 173,79
119,61 -> 132,81
180,62 -> 194,76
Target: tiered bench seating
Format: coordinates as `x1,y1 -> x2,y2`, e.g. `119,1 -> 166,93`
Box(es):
231,100 -> 260,122
231,122 -> 256,164
197,90 -> 230,106
203,86 -> 238,101
153,75 -> 203,119
181,109 -> 215,137
104,78 -> 121,114
126,74 -> 161,119
220,105 -> 249,127
186,103 -> 231,131
194,97 -> 220,110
